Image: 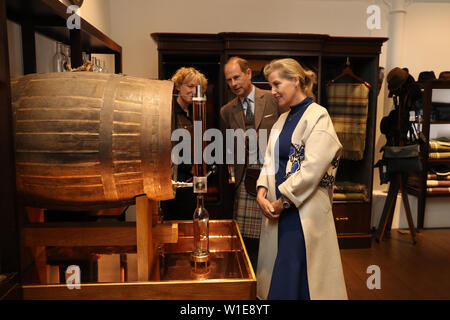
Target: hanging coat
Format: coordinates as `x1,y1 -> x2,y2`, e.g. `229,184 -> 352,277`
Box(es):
256,102 -> 348,300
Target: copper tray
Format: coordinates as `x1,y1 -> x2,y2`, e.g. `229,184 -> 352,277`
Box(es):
22,220 -> 256,300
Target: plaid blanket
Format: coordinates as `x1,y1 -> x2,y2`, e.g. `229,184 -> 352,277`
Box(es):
333,193 -> 368,201
429,152 -> 450,159
429,139 -> 450,152
427,180 -> 450,187
428,173 -> 450,180
427,187 -> 450,194
327,83 -> 370,161
334,181 -> 368,193
234,171 -> 262,239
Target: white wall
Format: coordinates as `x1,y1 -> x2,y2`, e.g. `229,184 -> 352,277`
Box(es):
60,0 -> 112,36
403,2 -> 450,80
109,0 -> 390,78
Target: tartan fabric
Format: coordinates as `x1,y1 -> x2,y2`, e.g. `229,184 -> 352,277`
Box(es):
333,181 -> 369,202
427,187 -> 450,194
428,173 -> 450,180
427,180 -> 450,187
334,181 -> 368,194
429,139 -> 450,152
429,152 -> 450,159
234,172 -> 263,239
333,193 -> 368,201
326,83 -> 370,160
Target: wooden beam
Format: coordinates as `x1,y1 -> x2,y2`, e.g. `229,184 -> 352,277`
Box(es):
23,222 -> 137,247
22,221 -> 178,247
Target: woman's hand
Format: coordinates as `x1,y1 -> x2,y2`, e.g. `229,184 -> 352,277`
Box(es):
270,198 -> 284,217
256,187 -> 280,220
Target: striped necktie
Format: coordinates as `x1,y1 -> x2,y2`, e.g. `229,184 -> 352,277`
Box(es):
243,98 -> 254,124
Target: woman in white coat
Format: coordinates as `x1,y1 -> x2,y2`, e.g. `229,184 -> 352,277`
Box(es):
256,58 -> 348,300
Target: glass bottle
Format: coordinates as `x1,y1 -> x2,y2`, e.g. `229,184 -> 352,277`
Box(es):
192,195 -> 209,259
97,58 -> 103,73
82,52 -> 89,64
91,57 -> 99,72
101,59 -> 108,73
63,45 -> 71,72
53,42 -> 66,72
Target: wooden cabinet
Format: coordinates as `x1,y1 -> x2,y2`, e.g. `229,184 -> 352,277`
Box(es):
0,0 -> 123,297
152,32 -> 388,248
406,80 -> 450,228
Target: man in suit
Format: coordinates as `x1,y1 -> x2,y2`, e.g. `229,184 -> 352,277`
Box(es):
220,57 -> 283,271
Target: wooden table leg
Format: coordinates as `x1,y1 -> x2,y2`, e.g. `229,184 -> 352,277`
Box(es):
21,206 -> 47,284
135,196 -> 158,281
399,176 -> 417,245
376,177 -> 399,242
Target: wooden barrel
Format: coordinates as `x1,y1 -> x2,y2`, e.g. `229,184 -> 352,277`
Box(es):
11,72 -> 174,210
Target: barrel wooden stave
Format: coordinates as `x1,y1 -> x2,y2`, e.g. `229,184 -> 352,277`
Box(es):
11,72 -> 174,210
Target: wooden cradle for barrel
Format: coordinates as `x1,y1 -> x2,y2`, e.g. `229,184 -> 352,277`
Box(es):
11,72 -> 175,210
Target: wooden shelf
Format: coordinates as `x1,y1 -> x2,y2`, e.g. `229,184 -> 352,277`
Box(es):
406,80 -> 450,228
431,121 -> 450,125
6,0 -> 121,53
6,0 -> 122,72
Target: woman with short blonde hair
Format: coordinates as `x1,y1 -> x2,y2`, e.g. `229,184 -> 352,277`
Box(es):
171,67 -> 208,95
161,67 -> 207,221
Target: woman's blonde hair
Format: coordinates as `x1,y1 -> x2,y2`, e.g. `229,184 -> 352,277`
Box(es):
171,67 -> 208,94
264,58 -> 317,101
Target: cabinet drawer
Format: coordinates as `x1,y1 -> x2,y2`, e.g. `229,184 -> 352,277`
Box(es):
332,202 -> 371,234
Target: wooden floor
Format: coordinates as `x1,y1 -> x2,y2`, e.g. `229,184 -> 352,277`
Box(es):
340,228 -> 450,300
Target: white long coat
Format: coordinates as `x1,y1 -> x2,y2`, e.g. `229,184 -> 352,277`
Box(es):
256,103 -> 348,300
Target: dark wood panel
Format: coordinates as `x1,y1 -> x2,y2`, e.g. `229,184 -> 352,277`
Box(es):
151,33 -> 223,52
0,0 -> 21,283
333,202 -> 372,235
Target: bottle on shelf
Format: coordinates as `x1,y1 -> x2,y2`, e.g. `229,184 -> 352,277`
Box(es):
82,52 -> 90,64
53,42 -> 67,72
91,57 -> 99,72
63,45 -> 71,72
101,60 -> 108,73
96,58 -> 103,73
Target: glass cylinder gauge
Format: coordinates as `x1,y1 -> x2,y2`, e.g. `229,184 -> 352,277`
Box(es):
192,194 -> 209,260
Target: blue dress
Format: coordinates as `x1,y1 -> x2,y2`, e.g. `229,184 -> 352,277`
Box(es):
267,97 -> 313,300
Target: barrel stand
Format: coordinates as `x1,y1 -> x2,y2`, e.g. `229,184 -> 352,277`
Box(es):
19,196 -> 178,291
